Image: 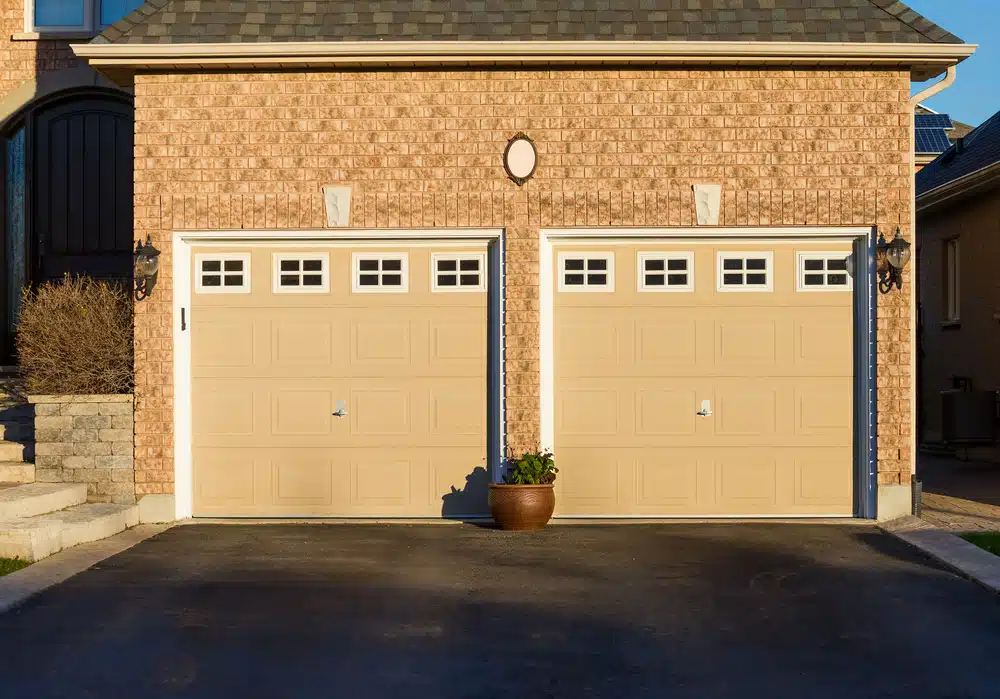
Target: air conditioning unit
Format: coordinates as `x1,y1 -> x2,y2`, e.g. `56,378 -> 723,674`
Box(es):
941,389 -> 997,445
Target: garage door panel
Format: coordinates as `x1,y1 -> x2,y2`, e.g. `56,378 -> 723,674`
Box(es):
272,388 -> 334,436
192,380 -> 256,439
554,448 -> 624,514
192,313 -> 256,368
271,456 -> 335,507
634,314 -> 699,368
194,451 -> 258,510
191,244 -> 487,517
554,240 -> 854,517
794,379 -> 853,438
716,454 -> 779,509
793,309 -> 853,371
792,450 -> 853,509
714,314 -> 780,368
714,384 -> 779,438
270,318 -> 337,367
557,388 -> 623,437
634,451 -> 701,509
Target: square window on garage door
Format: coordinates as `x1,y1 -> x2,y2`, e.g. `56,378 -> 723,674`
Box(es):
432,253 -> 486,292
716,252 -> 773,292
352,253 -> 409,293
195,253 -> 250,294
796,252 -> 853,291
558,252 -> 615,292
637,252 -> 694,292
273,253 -> 330,293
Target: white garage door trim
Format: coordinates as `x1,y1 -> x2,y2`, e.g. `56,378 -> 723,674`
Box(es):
540,226 -> 873,519
173,228 -> 504,520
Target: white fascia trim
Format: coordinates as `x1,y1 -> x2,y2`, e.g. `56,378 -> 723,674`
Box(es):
539,225 -> 871,465
172,226 -> 501,519
542,226 -> 871,240
175,228 -> 503,242
73,40 -> 976,70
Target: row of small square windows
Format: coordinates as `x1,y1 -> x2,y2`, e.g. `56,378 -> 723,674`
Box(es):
195,253 -> 485,294
558,252 -> 851,292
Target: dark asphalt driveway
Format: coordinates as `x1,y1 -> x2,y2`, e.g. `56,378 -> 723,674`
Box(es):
1,523 -> 998,698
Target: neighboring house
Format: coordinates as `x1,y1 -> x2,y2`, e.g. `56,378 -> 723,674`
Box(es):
0,0 -> 143,362
914,104 -> 975,171
917,109 -> 1000,444
63,0 -> 971,523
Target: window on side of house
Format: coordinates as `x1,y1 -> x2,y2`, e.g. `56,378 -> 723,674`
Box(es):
273,253 -> 330,294
716,252 -> 773,292
796,252 -> 853,292
352,253 -> 409,293
432,253 -> 486,292
29,0 -> 144,33
944,238 -> 960,324
637,252 -> 694,292
195,253 -> 251,294
558,252 -> 615,292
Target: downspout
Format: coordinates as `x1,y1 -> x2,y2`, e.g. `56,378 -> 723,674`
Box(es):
908,64 -> 958,484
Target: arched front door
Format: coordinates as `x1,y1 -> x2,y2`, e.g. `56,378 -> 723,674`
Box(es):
0,89 -> 133,362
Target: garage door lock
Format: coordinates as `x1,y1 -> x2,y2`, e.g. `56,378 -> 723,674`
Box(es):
332,399 -> 347,417
697,399 -> 713,417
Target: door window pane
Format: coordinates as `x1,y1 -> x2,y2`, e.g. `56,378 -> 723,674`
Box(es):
6,128 -> 27,334
100,0 -> 144,26
35,0 -> 85,27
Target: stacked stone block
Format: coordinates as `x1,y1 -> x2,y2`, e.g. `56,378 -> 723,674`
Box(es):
29,395 -> 135,505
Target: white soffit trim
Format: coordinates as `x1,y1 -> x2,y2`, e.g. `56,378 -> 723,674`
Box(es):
542,226 -> 871,240
73,40 -> 976,77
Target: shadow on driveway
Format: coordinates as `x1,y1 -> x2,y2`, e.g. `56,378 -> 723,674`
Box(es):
0,523 -> 998,698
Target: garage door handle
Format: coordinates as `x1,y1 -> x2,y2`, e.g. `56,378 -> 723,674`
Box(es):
697,399 -> 713,417
332,399 -> 347,418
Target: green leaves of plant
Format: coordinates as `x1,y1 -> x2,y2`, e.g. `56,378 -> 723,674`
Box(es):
503,449 -> 558,485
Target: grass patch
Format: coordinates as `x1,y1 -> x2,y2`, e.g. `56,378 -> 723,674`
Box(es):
961,533 -> 1000,556
0,558 -> 30,576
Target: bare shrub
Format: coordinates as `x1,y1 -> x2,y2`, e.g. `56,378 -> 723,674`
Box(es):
16,276 -> 134,395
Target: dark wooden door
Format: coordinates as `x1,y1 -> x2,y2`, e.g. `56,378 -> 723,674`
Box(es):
0,91 -> 133,362
33,97 -> 134,281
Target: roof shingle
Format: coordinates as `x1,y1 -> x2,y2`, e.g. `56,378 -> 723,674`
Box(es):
918,110 -> 1000,196
95,0 -> 964,46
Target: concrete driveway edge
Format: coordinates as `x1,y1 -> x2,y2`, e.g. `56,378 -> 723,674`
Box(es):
880,516 -> 1000,594
0,523 -> 172,614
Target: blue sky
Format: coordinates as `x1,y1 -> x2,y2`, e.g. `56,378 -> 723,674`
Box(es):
907,0 -> 999,127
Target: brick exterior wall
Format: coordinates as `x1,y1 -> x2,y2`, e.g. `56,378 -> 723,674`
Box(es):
0,0 -> 80,98
131,67 -> 914,498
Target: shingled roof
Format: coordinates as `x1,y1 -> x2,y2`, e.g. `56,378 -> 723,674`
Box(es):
918,110 -> 1000,197
95,0 -> 963,45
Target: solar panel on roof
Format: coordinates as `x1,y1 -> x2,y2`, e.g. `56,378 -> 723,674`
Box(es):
915,128 -> 954,154
915,113 -> 954,130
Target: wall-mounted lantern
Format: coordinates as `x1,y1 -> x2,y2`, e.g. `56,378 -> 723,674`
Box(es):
503,133 -> 537,186
133,235 -> 161,301
843,227 -> 912,294
876,228 -> 912,294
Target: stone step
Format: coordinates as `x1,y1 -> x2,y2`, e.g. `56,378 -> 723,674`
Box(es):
0,462 -> 34,484
0,441 -> 29,462
0,503 -> 138,562
0,483 -> 87,520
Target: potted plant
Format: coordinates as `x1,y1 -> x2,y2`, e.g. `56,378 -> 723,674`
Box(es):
488,449 -> 558,531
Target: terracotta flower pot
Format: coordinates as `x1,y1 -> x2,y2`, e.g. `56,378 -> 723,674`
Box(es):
488,483 -> 555,531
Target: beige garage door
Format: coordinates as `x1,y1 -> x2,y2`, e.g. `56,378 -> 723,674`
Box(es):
190,244 -> 488,517
554,240 -> 855,516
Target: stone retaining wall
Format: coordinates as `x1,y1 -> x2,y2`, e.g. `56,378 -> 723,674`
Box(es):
28,395 -> 135,505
